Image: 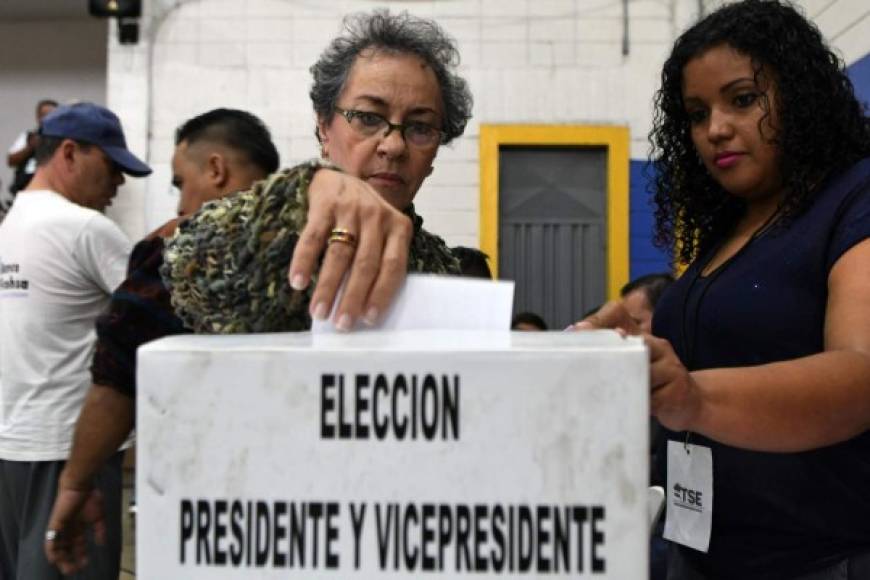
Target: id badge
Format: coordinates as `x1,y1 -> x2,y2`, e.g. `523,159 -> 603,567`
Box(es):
663,440 -> 713,553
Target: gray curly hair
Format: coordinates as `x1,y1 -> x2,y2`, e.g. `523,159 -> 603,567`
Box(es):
310,9 -> 473,145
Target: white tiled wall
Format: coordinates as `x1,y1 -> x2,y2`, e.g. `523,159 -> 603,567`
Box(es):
105,0 -> 870,244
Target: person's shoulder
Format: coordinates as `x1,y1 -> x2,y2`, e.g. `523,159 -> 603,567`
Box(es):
834,157 -> 870,204
815,157 -> 870,218
145,217 -> 182,241
806,156 -> 870,269
19,189 -> 100,224
81,208 -> 128,239
66,204 -> 130,256
127,221 -> 177,274
824,157 -> 870,197
795,157 -> 870,223
848,156 -> 870,173
852,157 -> 870,192
450,246 -> 492,279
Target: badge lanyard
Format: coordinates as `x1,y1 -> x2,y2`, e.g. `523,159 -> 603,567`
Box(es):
678,209 -> 781,449
665,210 -> 780,553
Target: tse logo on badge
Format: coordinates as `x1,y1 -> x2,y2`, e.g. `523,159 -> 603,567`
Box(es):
673,483 -> 703,510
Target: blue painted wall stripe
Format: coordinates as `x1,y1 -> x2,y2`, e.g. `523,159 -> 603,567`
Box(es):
628,159 -> 671,280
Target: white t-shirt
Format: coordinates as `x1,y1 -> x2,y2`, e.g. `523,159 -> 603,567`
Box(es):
8,131 -> 37,174
0,190 -> 131,460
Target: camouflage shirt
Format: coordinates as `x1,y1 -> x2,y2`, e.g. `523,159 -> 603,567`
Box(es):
161,161 -> 461,334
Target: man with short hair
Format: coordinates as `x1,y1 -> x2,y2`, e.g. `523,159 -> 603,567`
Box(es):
6,99 -> 59,200
0,102 -> 151,579
171,108 -> 280,217
44,109 -> 279,575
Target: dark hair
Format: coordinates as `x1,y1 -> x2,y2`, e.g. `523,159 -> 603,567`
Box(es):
451,246 -> 491,279
175,108 -> 279,175
310,9 -> 472,145
650,0 -> 870,263
620,273 -> 674,308
511,311 -> 548,331
34,136 -> 91,166
36,99 -> 58,112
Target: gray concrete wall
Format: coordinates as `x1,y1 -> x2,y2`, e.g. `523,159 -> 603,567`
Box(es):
0,18 -> 108,202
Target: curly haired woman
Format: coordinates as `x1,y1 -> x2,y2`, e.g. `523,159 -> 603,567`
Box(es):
580,1 -> 870,578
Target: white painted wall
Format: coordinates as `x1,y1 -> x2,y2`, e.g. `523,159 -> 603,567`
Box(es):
769,0 -> 869,65
0,18 -> 108,203
105,0 -> 870,245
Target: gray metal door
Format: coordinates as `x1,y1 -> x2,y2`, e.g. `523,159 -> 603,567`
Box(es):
499,146 -> 607,329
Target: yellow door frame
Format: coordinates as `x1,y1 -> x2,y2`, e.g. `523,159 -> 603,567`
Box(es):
479,124 -> 630,300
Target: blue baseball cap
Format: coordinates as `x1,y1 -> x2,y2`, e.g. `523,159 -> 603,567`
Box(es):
40,102 -> 152,177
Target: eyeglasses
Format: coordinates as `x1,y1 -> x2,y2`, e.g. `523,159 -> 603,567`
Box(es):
334,107 -> 445,148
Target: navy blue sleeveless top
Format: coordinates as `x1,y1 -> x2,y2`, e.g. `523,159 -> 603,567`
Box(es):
653,158 -> 870,579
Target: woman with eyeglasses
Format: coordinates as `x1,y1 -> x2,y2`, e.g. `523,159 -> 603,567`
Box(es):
162,10 -> 480,333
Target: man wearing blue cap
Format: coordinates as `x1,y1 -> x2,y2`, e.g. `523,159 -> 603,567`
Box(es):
0,102 -> 150,579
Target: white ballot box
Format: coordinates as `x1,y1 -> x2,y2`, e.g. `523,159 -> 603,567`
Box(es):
137,330 -> 649,579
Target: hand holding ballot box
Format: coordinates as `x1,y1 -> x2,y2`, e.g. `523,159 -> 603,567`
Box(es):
137,330 -> 648,578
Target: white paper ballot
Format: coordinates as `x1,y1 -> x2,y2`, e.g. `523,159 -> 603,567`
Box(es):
312,274 -> 515,333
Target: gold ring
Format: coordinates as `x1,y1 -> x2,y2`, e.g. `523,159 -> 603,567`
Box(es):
328,228 -> 357,249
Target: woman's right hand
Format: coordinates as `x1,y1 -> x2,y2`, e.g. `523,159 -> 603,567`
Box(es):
288,168 -> 413,331
647,335 -> 703,432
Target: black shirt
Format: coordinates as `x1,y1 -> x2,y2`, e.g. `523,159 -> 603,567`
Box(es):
653,158 -> 870,579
